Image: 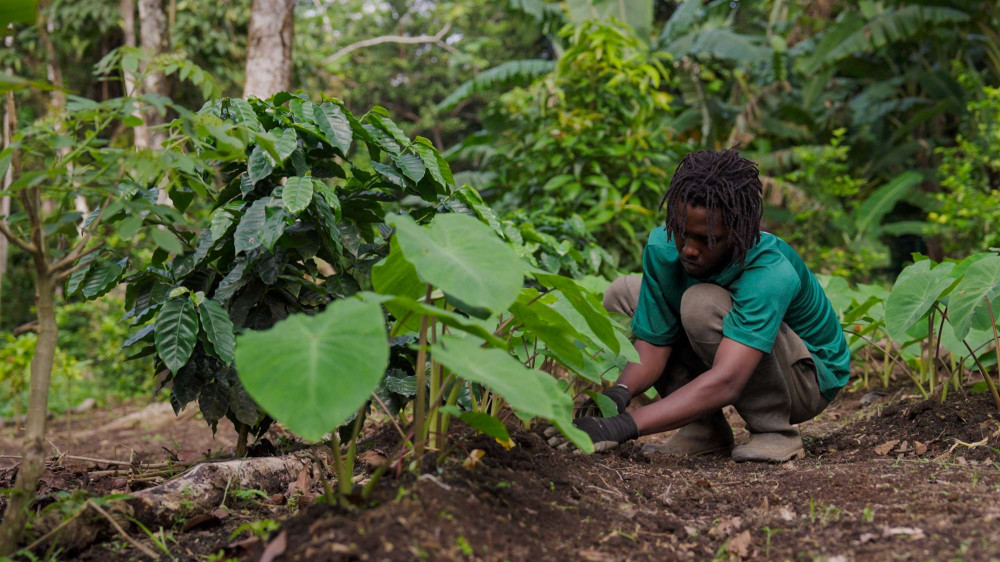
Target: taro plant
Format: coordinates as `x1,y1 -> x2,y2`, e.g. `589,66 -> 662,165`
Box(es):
822,252 -> 1000,409
118,92 -> 456,456
232,210 -> 639,505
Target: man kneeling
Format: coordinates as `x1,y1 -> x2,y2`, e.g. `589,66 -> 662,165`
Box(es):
550,148 -> 850,463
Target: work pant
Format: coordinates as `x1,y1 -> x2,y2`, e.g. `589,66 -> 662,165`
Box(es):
603,276 -> 829,435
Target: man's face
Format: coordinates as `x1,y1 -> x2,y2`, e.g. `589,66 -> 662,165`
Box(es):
672,203 -> 733,278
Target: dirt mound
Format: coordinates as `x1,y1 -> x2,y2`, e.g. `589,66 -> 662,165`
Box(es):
812,393 -> 1000,461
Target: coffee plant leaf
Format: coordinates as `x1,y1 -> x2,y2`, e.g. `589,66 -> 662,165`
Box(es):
248,145 -> 273,184
155,297 -> 200,374
282,176 -> 314,215
394,152 -> 425,183
313,101 -> 353,156
235,297 -> 388,442
234,198 -> 268,255
199,298 -> 236,365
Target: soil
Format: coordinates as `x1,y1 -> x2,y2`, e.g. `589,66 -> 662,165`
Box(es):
3,388 -> 1000,561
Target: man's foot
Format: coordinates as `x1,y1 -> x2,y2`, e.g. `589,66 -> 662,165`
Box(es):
641,413 -> 734,456
731,432 -> 805,463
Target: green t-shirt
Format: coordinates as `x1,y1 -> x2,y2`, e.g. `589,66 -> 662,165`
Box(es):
631,227 -> 850,401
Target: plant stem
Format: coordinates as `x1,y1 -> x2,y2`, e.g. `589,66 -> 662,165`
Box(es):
927,311 -> 936,392
342,401 -> 368,498
412,284 -> 433,465
235,423 -> 248,458
845,331 -> 927,398
983,297 -> 1000,412
328,432 -> 348,506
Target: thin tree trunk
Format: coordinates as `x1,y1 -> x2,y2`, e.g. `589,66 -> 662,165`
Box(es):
137,0 -> 171,206
0,274 -> 56,555
1,91 -> 12,325
243,0 -> 295,98
120,0 -> 149,148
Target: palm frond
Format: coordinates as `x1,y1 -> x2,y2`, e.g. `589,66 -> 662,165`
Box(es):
436,59 -> 556,112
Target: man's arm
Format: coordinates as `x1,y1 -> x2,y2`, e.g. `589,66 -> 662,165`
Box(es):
615,339 -> 672,397
629,338 -> 762,435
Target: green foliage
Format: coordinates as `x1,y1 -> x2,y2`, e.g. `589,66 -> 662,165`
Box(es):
930,84 -> 1000,254
464,20 -> 682,270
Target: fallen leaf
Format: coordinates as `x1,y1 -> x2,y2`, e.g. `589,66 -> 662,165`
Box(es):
709,516 -> 742,537
463,449 -> 486,470
882,526 -> 925,539
896,440 -> 909,453
778,507 -> 795,521
495,437 -> 516,450
874,439 -> 900,456
914,441 -> 927,455
259,529 -> 287,562
695,479 -> 712,488
726,530 -> 752,558
684,525 -> 698,537
827,555 -> 847,562
212,508 -> 229,519
359,449 -> 387,471
286,465 -> 312,497
859,533 -> 877,544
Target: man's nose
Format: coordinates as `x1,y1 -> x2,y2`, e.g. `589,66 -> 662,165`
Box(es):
682,242 -> 698,257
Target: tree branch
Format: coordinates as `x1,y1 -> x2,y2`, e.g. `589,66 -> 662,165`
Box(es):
0,220 -> 36,254
322,24 -> 454,66
54,244 -> 104,281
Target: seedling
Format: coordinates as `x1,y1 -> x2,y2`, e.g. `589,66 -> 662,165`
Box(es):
763,526 -> 783,557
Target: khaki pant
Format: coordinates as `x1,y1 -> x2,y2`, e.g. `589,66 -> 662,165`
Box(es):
603,276 -> 828,434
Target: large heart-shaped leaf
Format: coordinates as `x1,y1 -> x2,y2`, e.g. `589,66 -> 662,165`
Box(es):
432,335 -> 592,452
387,213 -> 525,314
947,256 -> 1000,340
155,297 -> 199,374
235,297 -> 388,442
885,260 -> 955,344
199,299 -> 236,365
282,176 -> 314,215
534,271 -> 623,357
313,102 -> 353,156
509,289 -> 585,368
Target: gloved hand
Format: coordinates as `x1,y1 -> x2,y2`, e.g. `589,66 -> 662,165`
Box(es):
575,384 -> 631,419
543,413 -> 639,453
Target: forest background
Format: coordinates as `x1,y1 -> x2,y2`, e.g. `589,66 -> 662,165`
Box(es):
2,0 -> 1000,461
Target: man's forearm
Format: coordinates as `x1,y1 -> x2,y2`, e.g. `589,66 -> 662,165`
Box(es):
628,367 -> 743,435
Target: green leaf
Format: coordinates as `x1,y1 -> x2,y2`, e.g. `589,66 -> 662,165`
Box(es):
248,146 -> 273,185
210,209 -> 235,242
439,406 -> 511,443
234,198 -> 268,254
509,289 -> 585,368
282,176 -> 314,215
431,335 -> 591,452
273,128 -> 298,165
230,98 -> 263,132
946,256 -> 1000,340
372,162 -> 406,188
0,0 -> 38,29
155,297 -> 199,374
412,138 -> 447,188
386,213 -> 525,315
372,236 -> 423,327
436,59 -> 555,111
363,292 -> 506,348
150,228 -> 184,255
236,297 -> 389,442
259,205 -> 287,251
81,259 -> 125,299
534,271 -> 620,356
66,259 -> 93,297
199,299 -> 236,365
584,390 -> 618,418
394,152 -> 425,183
854,171 -> 922,238
313,102 -> 353,156
884,260 -> 955,344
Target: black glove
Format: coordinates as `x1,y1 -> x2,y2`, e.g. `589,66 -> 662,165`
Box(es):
543,413 -> 639,453
575,384 -> 631,419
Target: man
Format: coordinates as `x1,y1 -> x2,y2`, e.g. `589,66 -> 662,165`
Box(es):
548,147 -> 850,462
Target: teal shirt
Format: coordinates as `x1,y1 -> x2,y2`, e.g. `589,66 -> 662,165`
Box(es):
631,227 -> 850,402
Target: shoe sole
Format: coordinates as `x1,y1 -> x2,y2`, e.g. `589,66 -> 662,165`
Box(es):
731,447 -> 806,463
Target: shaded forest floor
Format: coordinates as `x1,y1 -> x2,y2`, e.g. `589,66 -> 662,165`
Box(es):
3,387 -> 1000,561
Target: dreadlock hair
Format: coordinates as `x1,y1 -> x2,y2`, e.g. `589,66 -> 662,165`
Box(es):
659,147 -> 763,266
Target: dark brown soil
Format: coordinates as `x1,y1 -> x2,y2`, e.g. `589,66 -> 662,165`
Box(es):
6,389 -> 1000,561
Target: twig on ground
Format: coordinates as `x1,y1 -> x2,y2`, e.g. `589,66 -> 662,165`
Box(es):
417,473 -> 452,491
86,499 -> 160,559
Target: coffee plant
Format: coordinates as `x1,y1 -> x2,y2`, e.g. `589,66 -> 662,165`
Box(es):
117,92 -> 456,454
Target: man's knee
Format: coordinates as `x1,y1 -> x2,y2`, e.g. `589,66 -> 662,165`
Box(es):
679,284 -> 732,342
603,275 -> 642,317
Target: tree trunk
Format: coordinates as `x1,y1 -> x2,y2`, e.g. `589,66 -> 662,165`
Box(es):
0,274 -> 57,555
0,91 -> 12,325
120,0 -> 150,148
137,0 -> 169,150
243,0 -> 295,99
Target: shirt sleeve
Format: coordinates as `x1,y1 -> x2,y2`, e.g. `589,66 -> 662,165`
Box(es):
630,243 -> 679,346
722,258 -> 800,353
